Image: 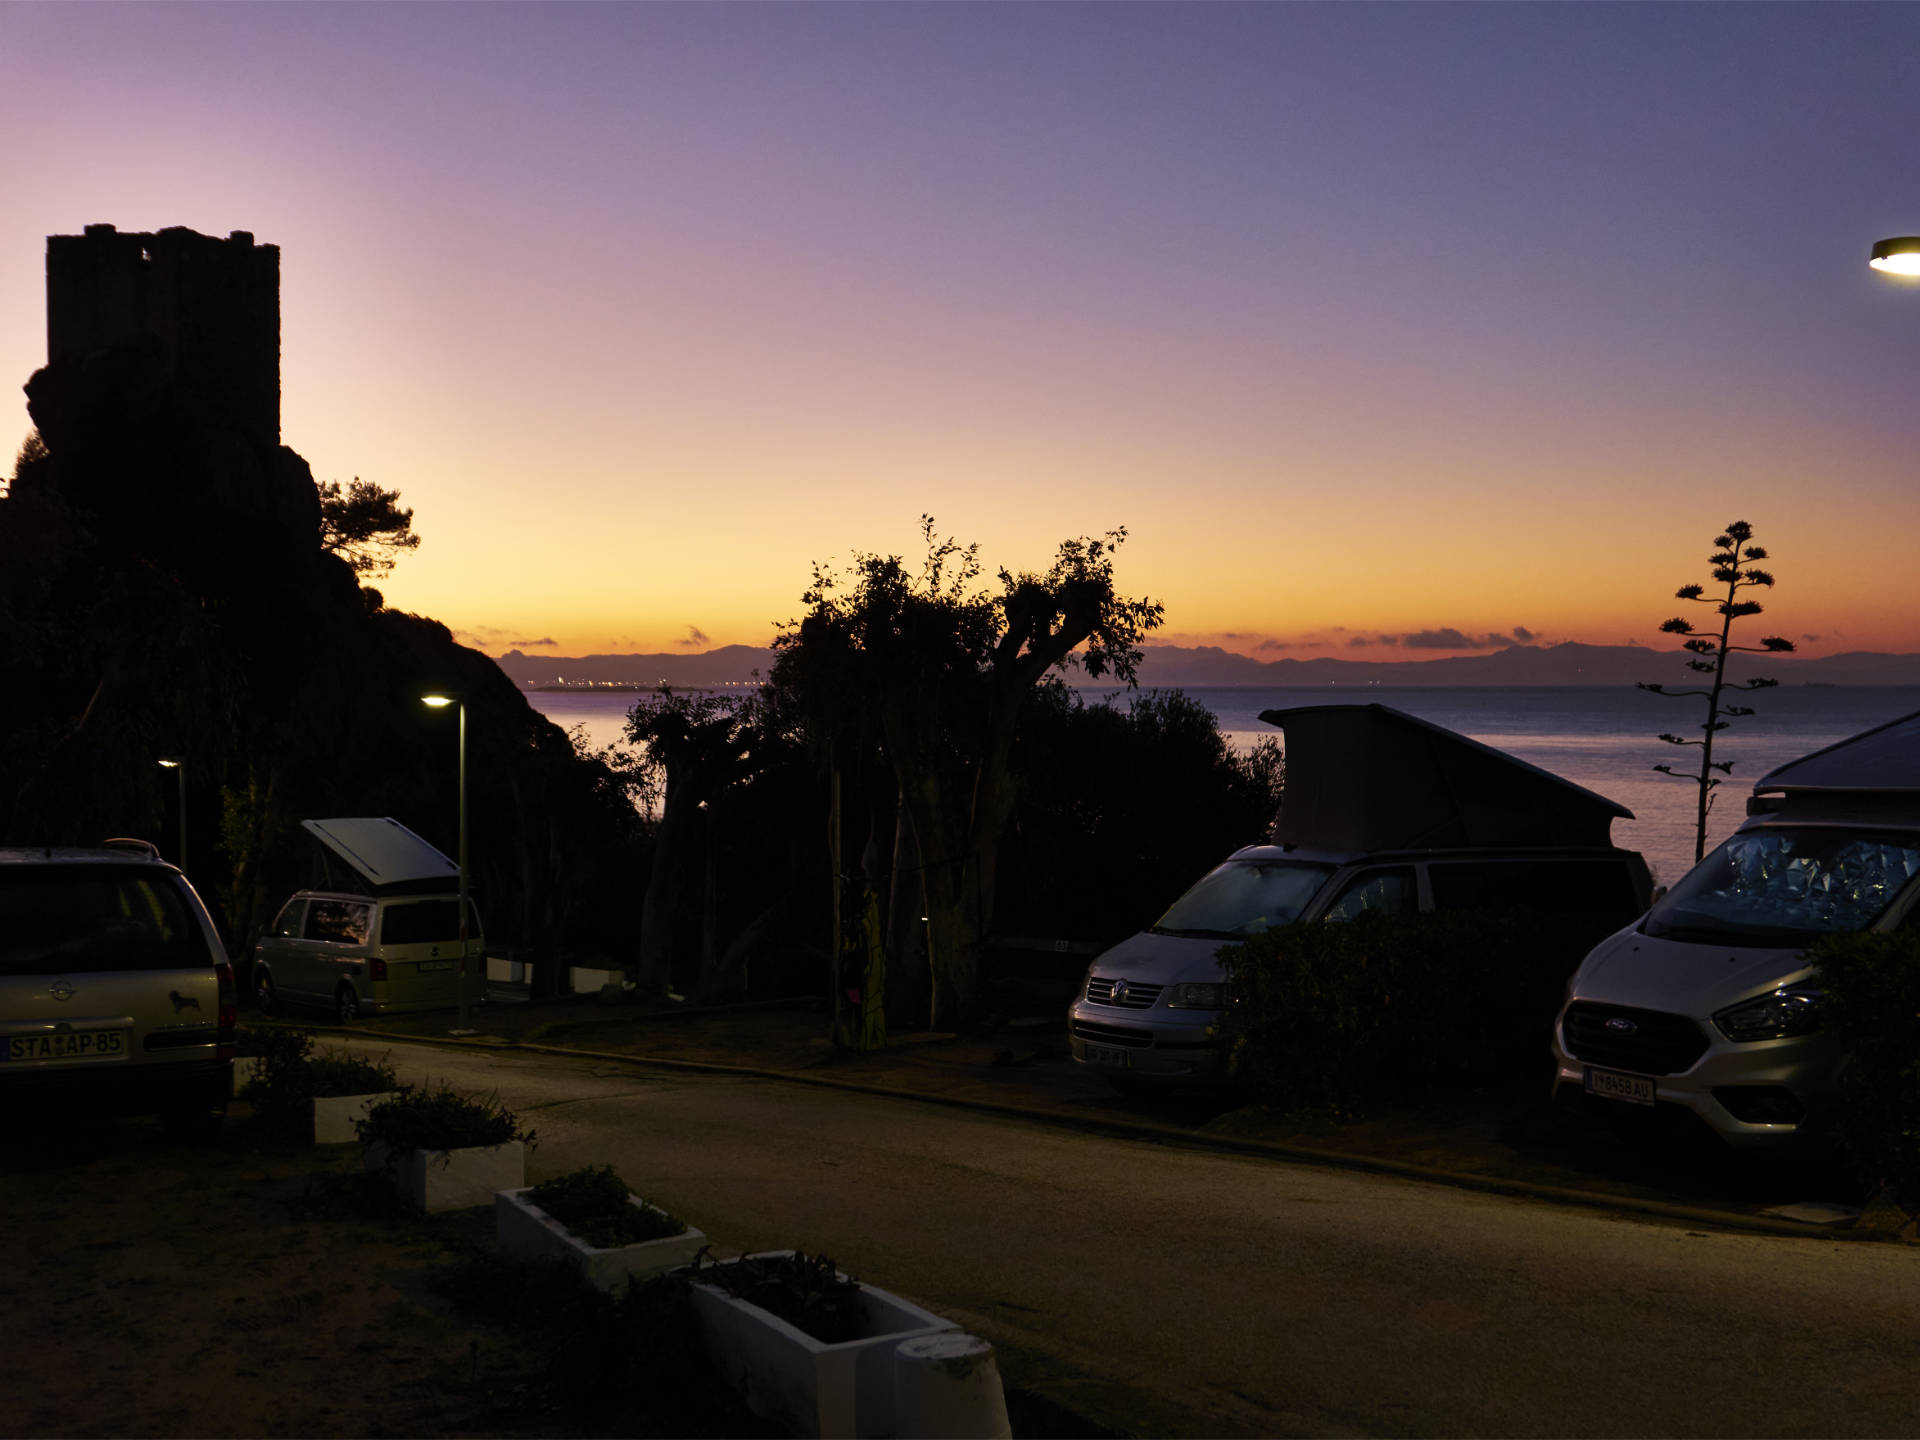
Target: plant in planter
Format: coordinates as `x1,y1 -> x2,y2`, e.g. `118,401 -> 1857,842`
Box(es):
358,1085 -> 534,1213
239,1028 -> 401,1141
682,1248 -> 958,1438
496,1164 -> 708,1293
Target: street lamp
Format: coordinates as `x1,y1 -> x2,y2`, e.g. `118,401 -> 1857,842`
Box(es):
156,757 -> 186,873
421,692 -> 473,1029
1868,236 -> 1920,278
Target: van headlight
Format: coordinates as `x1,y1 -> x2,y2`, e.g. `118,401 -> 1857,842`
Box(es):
1164,982 -> 1229,1010
1713,987 -> 1824,1042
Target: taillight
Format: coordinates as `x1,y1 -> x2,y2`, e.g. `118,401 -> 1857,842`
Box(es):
215,961 -> 237,1059
369,957 -> 388,982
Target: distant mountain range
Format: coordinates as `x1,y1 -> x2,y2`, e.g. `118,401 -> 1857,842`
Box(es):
491,642 -> 1920,689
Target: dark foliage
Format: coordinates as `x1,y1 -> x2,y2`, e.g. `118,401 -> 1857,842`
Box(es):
768,516 -> 1163,1023
357,1085 -> 533,1156
241,1027 -> 399,1112
1218,908 -> 1612,1108
999,684 -> 1284,943
686,1248 -> 863,1344
526,1164 -> 687,1249
316,475 -> 420,577
1804,931 -> 1920,1208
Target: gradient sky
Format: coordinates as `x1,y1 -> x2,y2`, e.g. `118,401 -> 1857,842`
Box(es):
4,3 -> 1918,660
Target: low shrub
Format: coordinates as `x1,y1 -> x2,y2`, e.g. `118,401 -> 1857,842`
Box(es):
357,1085 -> 534,1155
243,1026 -> 316,1112
526,1164 -> 687,1249
304,1051 -> 400,1099
685,1249 -> 862,1344
1803,930 -> 1920,1209
1217,907 -> 1608,1109
241,1027 -> 398,1112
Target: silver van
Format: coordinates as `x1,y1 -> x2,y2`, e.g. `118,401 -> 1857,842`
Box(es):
251,818 -> 481,1023
1070,705 -> 1652,1094
1552,711 -> 1920,1148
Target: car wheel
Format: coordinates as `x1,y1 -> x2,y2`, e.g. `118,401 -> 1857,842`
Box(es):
254,970 -> 275,1014
335,985 -> 359,1024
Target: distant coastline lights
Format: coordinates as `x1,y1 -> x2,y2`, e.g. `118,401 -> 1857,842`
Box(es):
1869,236 -> 1920,278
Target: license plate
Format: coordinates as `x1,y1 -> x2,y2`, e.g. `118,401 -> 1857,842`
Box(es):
1084,1043 -> 1131,1069
6,1028 -> 128,1062
1585,1066 -> 1655,1106
416,960 -> 458,973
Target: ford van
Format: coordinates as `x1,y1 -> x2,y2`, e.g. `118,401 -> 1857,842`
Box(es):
1552,710 -> 1920,1148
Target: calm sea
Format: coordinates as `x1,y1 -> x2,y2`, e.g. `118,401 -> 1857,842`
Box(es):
525,685 -> 1920,889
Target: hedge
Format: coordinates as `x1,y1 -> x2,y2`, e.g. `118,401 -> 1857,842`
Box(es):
1803,930 -> 1920,1208
1216,907 -> 1610,1108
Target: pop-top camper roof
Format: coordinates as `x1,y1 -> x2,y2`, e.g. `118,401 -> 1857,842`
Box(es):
1753,710 -> 1920,795
301,817 -> 459,897
1258,704 -> 1633,852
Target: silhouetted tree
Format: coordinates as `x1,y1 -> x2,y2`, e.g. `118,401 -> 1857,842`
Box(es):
318,477 -> 420,577
1638,520 -> 1795,864
771,517 -> 1162,1025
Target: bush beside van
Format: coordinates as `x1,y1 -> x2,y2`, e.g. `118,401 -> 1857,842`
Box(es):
1218,907 -> 1613,1108
1803,930 -> 1920,1209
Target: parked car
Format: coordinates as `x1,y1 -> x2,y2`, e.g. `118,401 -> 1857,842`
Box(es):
1069,705 -> 1652,1094
1552,710 -> 1920,1148
0,845 -> 235,1136
251,817 -> 482,1022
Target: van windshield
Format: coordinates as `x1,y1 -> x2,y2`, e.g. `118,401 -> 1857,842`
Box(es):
1150,860 -> 1334,939
1643,828 -> 1920,945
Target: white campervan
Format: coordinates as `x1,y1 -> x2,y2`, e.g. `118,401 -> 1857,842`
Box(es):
1552,710 -> 1920,1147
1070,705 -> 1653,1094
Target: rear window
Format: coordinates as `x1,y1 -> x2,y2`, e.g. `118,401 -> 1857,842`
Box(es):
0,865 -> 205,974
378,900 -> 482,947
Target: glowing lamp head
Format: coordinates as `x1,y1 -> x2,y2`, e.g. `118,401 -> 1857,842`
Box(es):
1869,236 -> 1920,277
157,757 -> 181,769
421,693 -> 456,708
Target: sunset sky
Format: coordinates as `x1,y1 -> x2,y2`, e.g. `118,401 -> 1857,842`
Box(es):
3,3 -> 1917,660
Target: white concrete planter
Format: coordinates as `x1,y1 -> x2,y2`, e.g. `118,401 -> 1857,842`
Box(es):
687,1252 -> 958,1439
893,1332 -> 1012,1440
495,1187 -> 707,1294
313,1090 -> 398,1145
363,1139 -> 525,1213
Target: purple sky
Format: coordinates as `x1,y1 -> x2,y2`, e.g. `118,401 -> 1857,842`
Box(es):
3,3 -> 1916,657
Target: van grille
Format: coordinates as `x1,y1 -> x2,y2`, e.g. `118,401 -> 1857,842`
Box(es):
1562,1001 -> 1708,1076
1072,1019 -> 1155,1048
1085,978 -> 1163,1009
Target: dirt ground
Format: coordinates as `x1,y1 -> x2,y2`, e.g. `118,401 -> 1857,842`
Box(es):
1,1105 -> 765,1440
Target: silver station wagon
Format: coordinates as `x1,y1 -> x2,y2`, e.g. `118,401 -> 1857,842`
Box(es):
0,845 -> 236,1136
1069,705 -> 1652,1095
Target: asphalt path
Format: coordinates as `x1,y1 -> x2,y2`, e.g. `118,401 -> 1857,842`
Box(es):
336,1037 -> 1920,1438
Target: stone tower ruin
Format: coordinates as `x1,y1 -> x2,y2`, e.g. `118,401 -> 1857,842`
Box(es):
45,224 -> 280,447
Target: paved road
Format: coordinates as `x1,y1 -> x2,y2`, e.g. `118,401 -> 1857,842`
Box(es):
338,1037 -> 1920,1437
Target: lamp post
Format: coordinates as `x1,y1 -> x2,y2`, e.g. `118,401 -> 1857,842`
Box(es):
156,757 -> 186,873
1869,237 -> 1920,278
421,693 -> 471,1029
